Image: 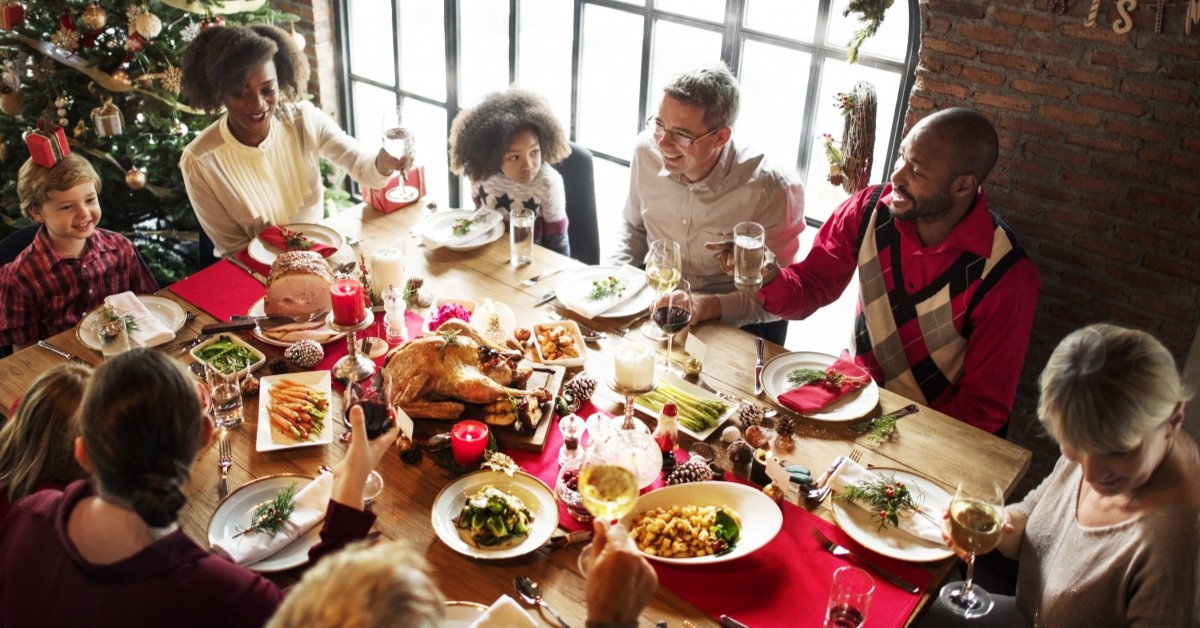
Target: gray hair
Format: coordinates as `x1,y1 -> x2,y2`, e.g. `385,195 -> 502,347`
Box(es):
662,62 -> 740,130
1039,324 -> 1189,453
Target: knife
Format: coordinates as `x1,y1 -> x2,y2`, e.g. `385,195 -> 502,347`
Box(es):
534,290 -> 557,306
37,340 -> 87,363
225,255 -> 268,285
201,313 -> 326,334
754,336 -> 765,396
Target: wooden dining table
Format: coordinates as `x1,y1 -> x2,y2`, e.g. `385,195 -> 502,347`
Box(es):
0,201 -> 1031,627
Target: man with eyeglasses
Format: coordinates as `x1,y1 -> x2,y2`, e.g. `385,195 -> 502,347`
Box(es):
612,63 -> 805,345
708,108 -> 1040,435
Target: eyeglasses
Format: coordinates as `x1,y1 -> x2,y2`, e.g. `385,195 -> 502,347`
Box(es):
648,116 -> 720,149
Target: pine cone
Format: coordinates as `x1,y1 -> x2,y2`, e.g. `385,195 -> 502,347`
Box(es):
736,403 -> 765,427
773,416 -> 797,452
284,339 -> 324,369
563,373 -> 597,403
269,358 -> 288,374
666,455 -> 714,485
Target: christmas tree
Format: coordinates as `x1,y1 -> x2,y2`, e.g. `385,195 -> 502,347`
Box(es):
0,0 -> 305,283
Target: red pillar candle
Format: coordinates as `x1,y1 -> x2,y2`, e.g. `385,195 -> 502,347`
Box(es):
450,420 -> 489,466
330,278 -> 366,326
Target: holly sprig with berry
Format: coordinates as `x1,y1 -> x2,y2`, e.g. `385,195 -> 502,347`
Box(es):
235,482 -> 297,538
279,226 -> 314,251
836,472 -> 919,530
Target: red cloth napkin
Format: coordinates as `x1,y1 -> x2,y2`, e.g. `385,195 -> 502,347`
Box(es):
257,226 -> 338,258
168,259 -> 264,321
652,495 -> 931,627
779,350 -> 872,414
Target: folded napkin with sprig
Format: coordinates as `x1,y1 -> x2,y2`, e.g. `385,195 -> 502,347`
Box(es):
822,459 -> 945,544
778,350 -> 871,414
103,291 -> 175,346
258,226 -> 338,257
561,268 -> 647,319
421,209 -> 503,249
212,472 -> 332,565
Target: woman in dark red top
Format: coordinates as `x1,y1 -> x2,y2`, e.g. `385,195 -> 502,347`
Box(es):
0,349 -> 396,627
0,362 -> 91,520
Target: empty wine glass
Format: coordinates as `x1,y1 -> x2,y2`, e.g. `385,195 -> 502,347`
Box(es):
362,470 -> 384,511
652,279 -> 692,375
939,480 -> 1005,618
642,239 -> 681,341
380,107 -> 418,204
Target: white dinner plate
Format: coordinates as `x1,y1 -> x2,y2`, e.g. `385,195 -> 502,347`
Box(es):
246,297 -> 344,347
632,371 -> 735,441
619,481 -> 783,565
430,470 -> 559,560
417,210 -> 505,250
207,474 -> 322,572
760,351 -> 879,421
257,371 -> 336,452
441,601 -> 489,626
830,468 -> 954,563
247,223 -> 344,265
554,266 -> 653,319
76,295 -> 187,351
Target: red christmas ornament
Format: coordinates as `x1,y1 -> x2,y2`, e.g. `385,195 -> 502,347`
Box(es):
125,32 -> 145,52
58,7 -> 75,31
200,16 -> 225,30
0,2 -> 26,31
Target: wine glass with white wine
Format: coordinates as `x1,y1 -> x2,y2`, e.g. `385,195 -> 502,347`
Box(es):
642,239 -> 681,341
939,480 -> 1005,618
575,434 -> 640,575
380,106 -> 418,204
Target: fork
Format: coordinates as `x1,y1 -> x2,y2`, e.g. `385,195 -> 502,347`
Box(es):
521,266 -> 570,287
217,437 -> 232,498
807,449 -> 863,503
810,527 -> 920,593
616,311 -> 651,336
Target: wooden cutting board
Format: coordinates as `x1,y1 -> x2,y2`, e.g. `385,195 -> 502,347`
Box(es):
411,362 -> 566,453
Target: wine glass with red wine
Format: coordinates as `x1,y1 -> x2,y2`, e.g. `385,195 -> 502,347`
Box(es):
652,279 -> 692,375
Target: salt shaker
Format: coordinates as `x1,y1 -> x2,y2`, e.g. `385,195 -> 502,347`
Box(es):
382,284 -> 408,343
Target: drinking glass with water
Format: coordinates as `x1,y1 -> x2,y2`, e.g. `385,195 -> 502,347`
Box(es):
206,359 -> 244,430
733,221 -> 767,291
510,207 -> 535,266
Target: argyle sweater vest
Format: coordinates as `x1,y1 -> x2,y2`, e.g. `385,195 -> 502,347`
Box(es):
852,185 -> 1026,407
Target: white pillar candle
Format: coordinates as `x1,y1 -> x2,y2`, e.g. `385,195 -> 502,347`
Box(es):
370,247 -> 405,295
614,344 -> 654,389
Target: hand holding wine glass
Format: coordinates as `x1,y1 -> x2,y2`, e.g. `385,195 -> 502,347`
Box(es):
576,436 -> 640,576
938,480 -> 1005,618
380,107 -> 418,203
653,279 -> 692,375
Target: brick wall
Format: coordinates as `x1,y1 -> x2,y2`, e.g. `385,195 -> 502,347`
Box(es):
915,1 -> 1200,496
272,0 -> 341,122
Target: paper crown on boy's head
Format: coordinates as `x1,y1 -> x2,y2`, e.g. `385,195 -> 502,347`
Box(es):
24,123 -> 71,169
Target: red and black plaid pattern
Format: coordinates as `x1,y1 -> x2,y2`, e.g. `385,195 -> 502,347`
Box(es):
851,184 -> 1026,407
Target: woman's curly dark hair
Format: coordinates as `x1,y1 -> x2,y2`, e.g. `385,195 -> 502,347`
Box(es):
448,88 -> 570,181
180,24 -> 310,113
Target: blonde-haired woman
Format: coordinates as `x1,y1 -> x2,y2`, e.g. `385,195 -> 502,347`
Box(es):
930,323 -> 1199,626
0,363 -> 91,519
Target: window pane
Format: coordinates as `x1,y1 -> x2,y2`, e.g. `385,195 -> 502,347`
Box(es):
518,0 -> 574,127
826,0 -> 910,63
736,41 -> 810,177
578,5 -> 642,158
348,81 -> 395,198
648,20 -> 723,114
593,159 -> 632,263
743,0 -> 816,43
399,0 -> 446,100
655,0 -> 725,23
347,0 -> 395,85
459,0 -> 510,105
402,98 -> 452,205
803,60 -> 902,222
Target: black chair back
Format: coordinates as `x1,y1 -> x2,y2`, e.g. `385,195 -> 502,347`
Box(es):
0,224 -> 39,267
557,142 -> 600,265
198,228 -> 218,269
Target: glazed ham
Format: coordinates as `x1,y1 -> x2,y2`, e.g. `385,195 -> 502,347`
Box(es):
263,251 -> 333,319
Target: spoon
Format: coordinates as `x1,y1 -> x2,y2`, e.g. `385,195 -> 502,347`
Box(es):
514,575 -> 570,628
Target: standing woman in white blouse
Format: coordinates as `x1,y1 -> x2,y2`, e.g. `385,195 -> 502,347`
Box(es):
179,25 -> 408,258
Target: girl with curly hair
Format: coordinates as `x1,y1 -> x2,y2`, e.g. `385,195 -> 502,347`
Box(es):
449,88 -> 571,256
179,25 -> 409,257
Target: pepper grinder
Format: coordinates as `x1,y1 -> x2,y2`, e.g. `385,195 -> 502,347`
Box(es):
558,413 -> 586,466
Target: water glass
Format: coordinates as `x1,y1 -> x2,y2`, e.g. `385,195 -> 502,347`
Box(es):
510,207 -> 535,267
733,221 -> 767,292
206,361 -> 244,430
825,566 -> 874,627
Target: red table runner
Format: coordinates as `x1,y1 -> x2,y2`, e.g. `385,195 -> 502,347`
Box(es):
510,408 -> 931,627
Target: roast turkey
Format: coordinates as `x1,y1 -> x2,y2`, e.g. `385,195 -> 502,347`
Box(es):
263,251 -> 333,319
382,319 -> 549,421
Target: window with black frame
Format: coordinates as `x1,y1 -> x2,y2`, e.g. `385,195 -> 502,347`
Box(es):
337,0 -> 917,349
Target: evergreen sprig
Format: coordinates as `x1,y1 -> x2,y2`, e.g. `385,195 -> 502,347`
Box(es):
786,367 -> 845,389
451,214 -> 484,237
586,276 -> 626,301
236,482 -> 298,538
836,472 -> 917,529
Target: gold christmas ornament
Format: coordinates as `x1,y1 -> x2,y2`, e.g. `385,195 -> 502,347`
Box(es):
80,3 -> 107,30
763,481 -> 785,503
91,97 -> 124,137
73,119 -> 87,138
0,89 -> 22,117
110,68 -> 131,85
169,119 -> 188,137
125,166 -> 147,190
133,12 -> 162,38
